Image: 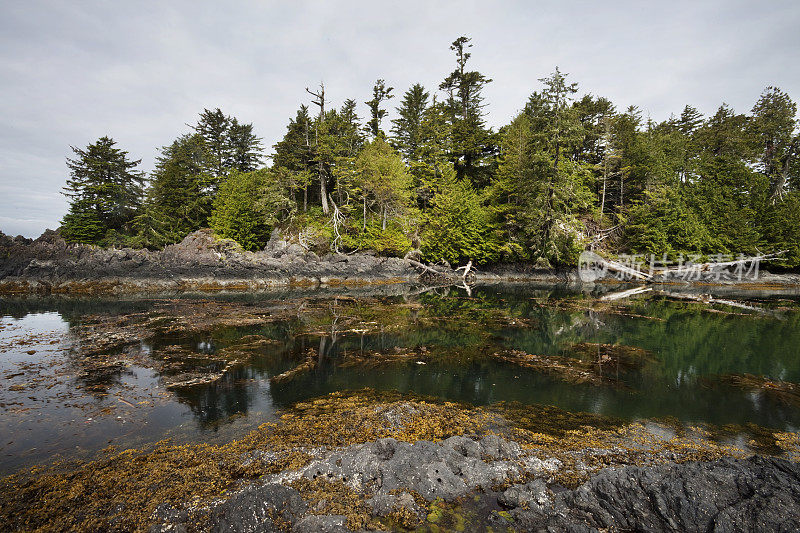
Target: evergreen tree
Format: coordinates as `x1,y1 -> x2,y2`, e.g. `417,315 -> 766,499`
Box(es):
439,36 -> 496,185
354,137 -> 412,230
571,95 -> 616,165
210,169 -> 292,251
328,99 -> 365,205
750,86 -> 799,202
610,105 -> 644,209
522,68 -> 593,263
135,134 -> 211,248
678,105 -> 704,136
364,79 -> 394,138
391,83 -> 429,162
273,105 -> 315,210
691,105 -> 764,254
625,186 -> 715,256
226,118 -> 264,172
193,108 -> 264,181
422,166 -> 501,265
411,95 -> 452,207
194,108 -> 231,178
61,136 -> 144,244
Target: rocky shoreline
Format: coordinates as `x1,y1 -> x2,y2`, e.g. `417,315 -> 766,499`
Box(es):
186,438 -> 800,533
3,389 -> 799,532
0,229 -> 420,294
8,228 -> 798,295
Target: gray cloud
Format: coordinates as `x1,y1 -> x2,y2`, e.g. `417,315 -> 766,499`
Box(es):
1,0 -> 798,237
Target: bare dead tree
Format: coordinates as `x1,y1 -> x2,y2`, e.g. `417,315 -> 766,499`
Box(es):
306,83 -> 330,215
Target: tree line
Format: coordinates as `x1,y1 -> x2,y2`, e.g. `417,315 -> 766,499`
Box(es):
60,36 -> 800,267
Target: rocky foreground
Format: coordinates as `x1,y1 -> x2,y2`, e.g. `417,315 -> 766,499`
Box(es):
3,390 -> 799,532
193,437 -> 800,533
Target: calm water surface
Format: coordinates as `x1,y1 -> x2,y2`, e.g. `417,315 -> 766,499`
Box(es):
1,283 -> 800,473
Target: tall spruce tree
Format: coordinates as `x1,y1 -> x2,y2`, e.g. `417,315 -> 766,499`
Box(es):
391,83 -> 429,162
226,118 -> 264,172
750,86 -> 799,202
135,134 -> 211,248
364,79 -> 394,139
273,105 -> 315,210
61,136 -> 144,244
439,36 -> 496,185
192,108 -> 264,181
193,108 -> 230,178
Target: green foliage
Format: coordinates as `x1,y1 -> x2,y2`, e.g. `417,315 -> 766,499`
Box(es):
439,36 -> 497,186
354,138 -> 412,229
750,86 -> 798,201
210,169 -> 291,251
761,191 -> 800,268
493,72 -> 597,266
625,187 -> 715,257
421,168 -> 501,265
60,199 -> 106,244
391,83 -> 430,162
364,79 -> 394,138
52,37 -> 800,269
193,108 -> 263,181
341,219 -> 412,257
61,136 -> 144,245
134,134 -> 212,249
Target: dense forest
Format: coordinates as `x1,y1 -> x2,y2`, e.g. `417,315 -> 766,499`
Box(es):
59,36 -> 800,268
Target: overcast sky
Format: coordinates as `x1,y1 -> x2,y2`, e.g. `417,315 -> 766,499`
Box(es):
1,0 -> 798,237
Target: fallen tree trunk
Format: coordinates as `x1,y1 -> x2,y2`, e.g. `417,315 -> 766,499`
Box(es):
600,286 -> 652,301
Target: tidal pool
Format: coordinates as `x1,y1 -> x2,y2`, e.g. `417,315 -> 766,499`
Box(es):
2,283 -> 800,473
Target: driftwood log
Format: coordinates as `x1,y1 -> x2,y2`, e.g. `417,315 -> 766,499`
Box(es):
408,259 -> 476,286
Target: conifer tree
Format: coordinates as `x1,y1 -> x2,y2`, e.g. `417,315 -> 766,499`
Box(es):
750,86 -> 799,202
391,83 -> 429,162
135,134 -> 211,248
365,79 -> 394,139
194,108 -> 230,178
61,136 -> 144,244
440,36 -> 496,185
273,105 -> 315,210
226,118 -> 264,172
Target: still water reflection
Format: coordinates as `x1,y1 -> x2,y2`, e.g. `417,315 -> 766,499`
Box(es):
1,283 -> 799,473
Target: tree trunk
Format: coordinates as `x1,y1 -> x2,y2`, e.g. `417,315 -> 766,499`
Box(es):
306,84 -> 329,215
600,162 -> 607,217
320,161 -> 329,214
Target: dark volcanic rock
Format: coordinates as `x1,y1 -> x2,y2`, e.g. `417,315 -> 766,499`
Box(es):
299,435 -> 544,501
0,229 -> 426,291
148,438 -> 799,533
291,515 -> 349,533
210,482 -> 306,533
509,455 -> 800,532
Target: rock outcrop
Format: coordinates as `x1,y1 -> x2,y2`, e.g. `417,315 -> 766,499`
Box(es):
150,435 -> 800,532
509,455 -> 800,532
0,229 -> 423,293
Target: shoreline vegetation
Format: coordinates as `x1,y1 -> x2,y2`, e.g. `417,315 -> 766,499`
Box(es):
2,227 -> 800,296
7,36 -> 797,281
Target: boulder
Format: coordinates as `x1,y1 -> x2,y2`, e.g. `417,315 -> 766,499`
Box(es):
210,483 -> 306,533
510,456 -> 800,532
